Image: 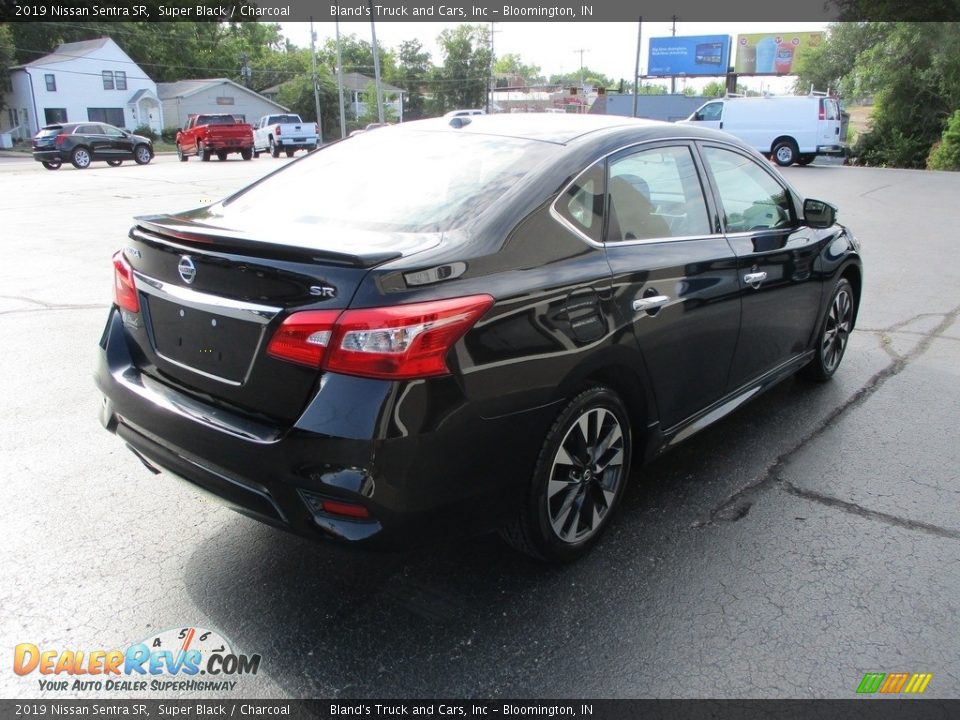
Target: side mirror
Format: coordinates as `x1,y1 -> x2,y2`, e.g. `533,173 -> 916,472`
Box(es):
804,198 -> 837,229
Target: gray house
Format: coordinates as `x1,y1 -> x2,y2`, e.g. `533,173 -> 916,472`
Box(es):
158,79 -> 288,129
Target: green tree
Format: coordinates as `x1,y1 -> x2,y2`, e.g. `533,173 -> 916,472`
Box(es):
548,66 -> 613,90
389,40 -> 431,120
494,53 -> 544,86
0,24 -> 14,114
318,33 -> 396,79
701,80 -> 727,97
432,25 -> 491,112
275,71 -> 340,140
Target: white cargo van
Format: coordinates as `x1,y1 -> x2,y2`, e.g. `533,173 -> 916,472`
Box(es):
679,94 -> 843,166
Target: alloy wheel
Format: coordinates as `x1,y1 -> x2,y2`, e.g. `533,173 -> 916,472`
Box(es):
822,287 -> 853,373
547,407 -> 626,543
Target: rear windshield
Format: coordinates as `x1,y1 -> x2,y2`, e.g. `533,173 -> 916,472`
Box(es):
196,115 -> 239,126
221,130 -> 557,233
36,127 -> 62,137
268,115 -> 302,124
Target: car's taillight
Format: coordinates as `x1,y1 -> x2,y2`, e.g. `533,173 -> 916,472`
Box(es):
315,124 -> 320,136
112,251 -> 139,313
275,124 -> 281,136
266,309 -> 339,368
818,99 -> 826,120
55,133 -> 69,147
267,295 -> 494,379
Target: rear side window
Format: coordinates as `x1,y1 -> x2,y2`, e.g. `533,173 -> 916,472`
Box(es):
75,124 -> 101,135
702,146 -> 793,232
606,146 -> 711,241
821,99 -> 840,121
556,162 -> 605,243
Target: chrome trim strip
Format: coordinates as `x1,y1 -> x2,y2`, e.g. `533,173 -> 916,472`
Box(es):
134,272 -> 280,325
115,368 -> 280,444
152,351 -> 244,387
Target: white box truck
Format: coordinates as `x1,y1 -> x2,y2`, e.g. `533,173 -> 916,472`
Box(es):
679,94 -> 844,166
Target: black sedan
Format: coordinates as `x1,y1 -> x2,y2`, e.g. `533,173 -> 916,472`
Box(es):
32,122 -> 154,170
96,115 -> 862,562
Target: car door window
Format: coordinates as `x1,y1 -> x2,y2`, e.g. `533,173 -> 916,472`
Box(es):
555,162 -> 605,244
697,102 -> 723,121
605,146 -> 710,241
702,146 -> 794,233
75,124 -> 99,135
103,126 -> 125,137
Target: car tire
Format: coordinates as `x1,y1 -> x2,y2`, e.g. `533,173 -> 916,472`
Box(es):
799,278 -> 855,382
797,154 -> 816,166
177,144 -> 188,162
106,159 -> 123,167
199,142 -> 211,162
285,148 -> 295,158
217,151 -> 227,162
772,139 -> 798,167
270,138 -> 280,158
70,147 -> 92,169
253,149 -> 261,158
501,386 -> 632,563
134,144 -> 152,165
41,160 -> 61,170
241,149 -> 253,161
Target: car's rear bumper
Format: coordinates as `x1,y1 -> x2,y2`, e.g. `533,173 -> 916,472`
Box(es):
33,149 -> 65,162
96,308 -> 553,549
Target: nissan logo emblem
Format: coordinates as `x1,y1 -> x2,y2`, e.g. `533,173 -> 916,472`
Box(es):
178,256 -> 197,284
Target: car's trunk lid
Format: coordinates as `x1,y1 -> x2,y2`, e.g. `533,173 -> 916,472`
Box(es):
122,213 -> 440,423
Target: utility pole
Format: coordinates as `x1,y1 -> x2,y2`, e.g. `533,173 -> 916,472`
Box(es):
335,20 -> 347,138
487,22 -> 496,114
574,48 -> 588,95
632,16 -> 642,117
310,18 -> 323,146
368,0 -> 385,124
239,53 -> 251,87
670,16 -> 678,94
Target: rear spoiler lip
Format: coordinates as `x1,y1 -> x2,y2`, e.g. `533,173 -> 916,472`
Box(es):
132,215 -> 401,268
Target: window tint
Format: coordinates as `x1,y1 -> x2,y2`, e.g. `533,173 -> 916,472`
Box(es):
75,124 -> 101,135
103,125 -> 125,137
102,71 -> 114,90
606,146 -> 710,241
556,162 -> 604,243
702,146 -> 793,233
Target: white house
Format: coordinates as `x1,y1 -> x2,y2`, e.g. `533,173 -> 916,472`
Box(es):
262,72 -> 406,122
2,37 -> 163,141
157,79 -> 288,130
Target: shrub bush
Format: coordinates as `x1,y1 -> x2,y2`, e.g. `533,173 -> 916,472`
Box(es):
132,124 -> 158,142
927,109 -> 960,171
160,128 -> 179,145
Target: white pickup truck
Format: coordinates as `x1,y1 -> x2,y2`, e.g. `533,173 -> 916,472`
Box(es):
252,114 -> 319,158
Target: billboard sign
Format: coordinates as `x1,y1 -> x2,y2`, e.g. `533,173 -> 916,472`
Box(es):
734,31 -> 826,75
647,35 -> 731,77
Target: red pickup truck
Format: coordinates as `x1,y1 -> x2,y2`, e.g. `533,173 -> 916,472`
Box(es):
176,114 -> 254,162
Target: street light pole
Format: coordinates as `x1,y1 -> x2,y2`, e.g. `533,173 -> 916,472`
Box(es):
368,0 -> 385,124
310,17 -> 323,146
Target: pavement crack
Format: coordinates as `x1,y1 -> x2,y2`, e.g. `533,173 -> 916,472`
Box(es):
0,294 -> 107,315
781,481 -> 960,541
696,301 -> 960,529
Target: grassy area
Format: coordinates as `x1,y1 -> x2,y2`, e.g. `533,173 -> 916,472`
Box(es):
154,142 -> 177,153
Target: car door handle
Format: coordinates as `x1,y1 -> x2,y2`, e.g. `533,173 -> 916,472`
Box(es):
632,295 -> 670,312
744,271 -> 767,285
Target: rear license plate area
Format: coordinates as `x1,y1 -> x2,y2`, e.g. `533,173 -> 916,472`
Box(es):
147,298 -> 261,383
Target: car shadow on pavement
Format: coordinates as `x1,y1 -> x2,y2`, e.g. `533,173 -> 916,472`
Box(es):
182,374 -> 838,698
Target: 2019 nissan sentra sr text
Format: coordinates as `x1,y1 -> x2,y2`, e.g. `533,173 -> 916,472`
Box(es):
96,115 -> 862,562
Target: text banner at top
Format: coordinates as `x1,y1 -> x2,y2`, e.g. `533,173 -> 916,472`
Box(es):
3,0 -> 950,23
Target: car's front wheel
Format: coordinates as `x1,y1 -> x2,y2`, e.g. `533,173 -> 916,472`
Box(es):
502,386 -> 632,562
800,277 -> 855,381
70,147 -> 92,169
134,144 -> 152,165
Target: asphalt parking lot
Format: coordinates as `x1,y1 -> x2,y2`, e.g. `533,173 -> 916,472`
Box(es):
1,151 -> 958,699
